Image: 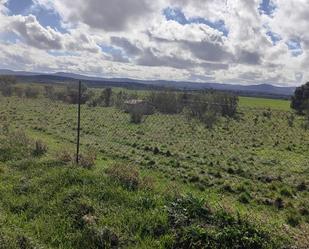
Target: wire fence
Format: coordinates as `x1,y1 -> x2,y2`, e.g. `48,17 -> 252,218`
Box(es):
0,91 -> 309,218
0,93 -> 308,166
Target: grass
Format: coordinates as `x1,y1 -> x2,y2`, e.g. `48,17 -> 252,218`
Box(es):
0,92 -> 308,248
239,97 -> 291,111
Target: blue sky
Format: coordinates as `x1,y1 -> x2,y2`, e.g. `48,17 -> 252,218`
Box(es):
0,0 -> 308,86
6,0 -> 66,32
259,0 -> 277,16
163,7 -> 229,36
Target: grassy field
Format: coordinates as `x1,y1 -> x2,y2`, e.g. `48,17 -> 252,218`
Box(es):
239,97 -> 291,111
0,91 -> 308,248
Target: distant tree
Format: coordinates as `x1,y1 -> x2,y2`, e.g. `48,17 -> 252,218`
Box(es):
44,85 -> 55,99
65,83 -> 91,104
102,88 -> 113,107
148,91 -> 181,114
25,87 -> 40,98
129,105 -> 144,124
13,86 -> 24,98
0,76 -> 17,97
86,88 -> 112,107
1,85 -> 14,97
218,93 -> 239,117
0,76 -> 16,88
115,91 -> 128,109
183,91 -> 238,128
291,82 -> 309,114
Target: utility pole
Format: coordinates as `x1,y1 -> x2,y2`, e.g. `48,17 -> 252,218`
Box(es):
76,80 -> 81,164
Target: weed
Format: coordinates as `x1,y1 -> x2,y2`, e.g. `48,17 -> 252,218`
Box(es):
106,164 -> 140,191
286,210 -> 302,227
32,140 -> 47,157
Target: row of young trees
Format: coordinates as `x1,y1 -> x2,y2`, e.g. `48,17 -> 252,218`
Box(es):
43,83 -> 114,107
148,91 -> 238,116
0,76 -> 40,98
146,90 -> 239,127
0,77 -> 239,127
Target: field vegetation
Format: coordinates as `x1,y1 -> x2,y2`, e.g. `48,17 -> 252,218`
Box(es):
0,78 -> 308,248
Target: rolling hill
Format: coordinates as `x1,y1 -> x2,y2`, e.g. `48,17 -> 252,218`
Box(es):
0,69 -> 296,97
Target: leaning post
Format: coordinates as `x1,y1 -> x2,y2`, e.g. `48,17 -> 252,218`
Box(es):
76,80 -> 81,164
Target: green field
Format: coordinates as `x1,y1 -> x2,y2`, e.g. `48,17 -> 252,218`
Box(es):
0,90 -> 308,248
239,97 -> 291,111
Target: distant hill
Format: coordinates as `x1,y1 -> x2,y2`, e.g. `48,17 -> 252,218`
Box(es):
0,69 -> 296,97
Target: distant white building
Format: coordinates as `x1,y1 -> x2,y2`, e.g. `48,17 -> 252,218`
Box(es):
124,99 -> 154,115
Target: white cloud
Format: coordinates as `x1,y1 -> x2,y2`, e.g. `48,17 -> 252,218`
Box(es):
0,0 -> 308,86
1,14 -> 100,53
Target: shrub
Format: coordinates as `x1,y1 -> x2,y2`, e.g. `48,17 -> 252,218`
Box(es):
55,148 -> 96,168
296,181 -> 307,192
56,149 -> 74,164
105,164 -> 154,191
140,175 -> 156,191
167,195 -> 286,249
1,85 -> 14,97
286,211 -> 302,227
262,109 -> 272,119
136,195 -> 156,210
102,88 -> 113,107
129,106 -> 144,124
43,85 -> 55,99
0,75 -> 16,87
13,86 -> 24,98
274,197 -> 284,209
65,83 -> 88,104
167,194 -> 213,228
0,76 -> 16,97
17,235 -> 36,249
201,110 -> 219,129
184,92 -> 238,128
78,150 -> 97,169
24,87 -> 40,98
66,198 -> 96,229
238,192 -> 251,204
87,88 -> 113,107
287,113 -> 295,127
83,226 -> 119,249
148,91 -> 182,114
32,140 -> 48,157
106,164 -> 140,191
291,82 -> 309,114
0,131 -> 32,162
51,83 -> 93,104
280,187 -> 293,198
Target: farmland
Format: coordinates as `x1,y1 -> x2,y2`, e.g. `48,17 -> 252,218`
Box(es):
239,97 -> 291,111
0,85 -> 308,248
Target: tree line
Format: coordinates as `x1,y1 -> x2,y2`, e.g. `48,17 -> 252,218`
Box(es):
291,81 -> 309,129
0,76 -> 41,98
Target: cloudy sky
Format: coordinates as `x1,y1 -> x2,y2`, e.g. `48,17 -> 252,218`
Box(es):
0,0 -> 308,86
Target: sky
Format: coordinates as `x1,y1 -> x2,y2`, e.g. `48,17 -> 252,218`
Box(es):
0,0 -> 308,86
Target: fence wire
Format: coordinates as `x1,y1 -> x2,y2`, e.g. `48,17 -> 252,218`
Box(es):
0,89 -> 309,224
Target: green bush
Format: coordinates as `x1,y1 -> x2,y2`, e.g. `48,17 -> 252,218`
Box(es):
167,195 -> 287,249
106,164 -> 141,191
129,106 -> 144,124
79,150 -> 97,169
0,132 -> 32,162
238,192 -> 252,204
286,210 -> 302,227
81,226 -> 119,249
32,140 -> 48,157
